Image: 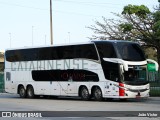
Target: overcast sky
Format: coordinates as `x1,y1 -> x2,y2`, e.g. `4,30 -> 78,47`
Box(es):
0,0 -> 158,50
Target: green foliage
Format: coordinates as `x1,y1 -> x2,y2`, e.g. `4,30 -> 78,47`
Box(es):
122,4 -> 150,18
119,23 -> 133,33
153,21 -> 160,30
0,53 -> 4,72
0,73 -> 4,93
0,64 -> 3,72
153,21 -> 160,39
153,11 -> 160,22
153,11 -> 160,40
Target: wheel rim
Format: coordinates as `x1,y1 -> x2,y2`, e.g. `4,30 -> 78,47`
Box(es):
81,88 -> 89,99
20,88 -> 25,97
28,89 -> 32,97
27,87 -> 34,98
94,88 -> 102,100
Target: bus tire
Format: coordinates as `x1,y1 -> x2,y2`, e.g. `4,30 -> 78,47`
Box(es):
93,87 -> 103,101
80,87 -> 90,100
27,86 -> 35,98
19,86 -> 26,98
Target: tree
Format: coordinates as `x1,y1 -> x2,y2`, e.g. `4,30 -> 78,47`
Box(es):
142,46 -> 157,61
0,52 -> 4,72
88,3 -> 160,67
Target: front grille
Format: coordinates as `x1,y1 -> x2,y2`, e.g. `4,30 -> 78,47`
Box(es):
128,88 -> 149,92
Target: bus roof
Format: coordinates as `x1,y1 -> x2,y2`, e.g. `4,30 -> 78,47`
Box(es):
5,40 -> 136,51
92,40 -> 137,43
5,41 -> 91,51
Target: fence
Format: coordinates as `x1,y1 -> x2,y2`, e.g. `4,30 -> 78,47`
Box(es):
0,72 -> 4,93
148,72 -> 160,96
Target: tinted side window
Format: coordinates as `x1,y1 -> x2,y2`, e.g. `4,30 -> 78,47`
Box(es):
62,46 -> 75,59
32,69 -> 99,82
75,44 -> 98,60
38,48 -> 52,60
6,49 -> 38,62
22,49 -> 38,61
101,61 -> 120,82
6,50 -> 23,62
6,44 -> 98,62
96,43 -> 117,58
83,44 -> 98,60
6,51 -> 16,62
51,47 -> 58,60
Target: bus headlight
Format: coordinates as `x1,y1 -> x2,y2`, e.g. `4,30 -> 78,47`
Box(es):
146,84 -> 150,90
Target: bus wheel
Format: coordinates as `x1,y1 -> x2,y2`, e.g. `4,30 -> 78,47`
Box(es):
19,86 -> 26,98
80,87 -> 90,100
93,87 -> 103,101
27,86 -> 35,98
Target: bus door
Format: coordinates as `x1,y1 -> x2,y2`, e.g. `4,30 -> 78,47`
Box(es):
5,71 -> 18,93
59,71 -> 77,95
5,71 -> 12,93
59,82 -> 68,96
67,79 -> 77,95
58,81 -> 77,96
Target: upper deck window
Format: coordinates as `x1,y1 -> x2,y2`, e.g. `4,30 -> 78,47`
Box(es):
95,42 -> 117,58
116,42 -> 145,61
5,44 -> 99,62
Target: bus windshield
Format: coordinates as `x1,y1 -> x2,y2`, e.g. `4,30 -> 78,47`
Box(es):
121,65 -> 148,85
116,42 -> 145,61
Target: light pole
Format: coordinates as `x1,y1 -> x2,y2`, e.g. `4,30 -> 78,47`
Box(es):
9,33 -> 11,48
50,0 -> 53,45
45,35 -> 47,45
32,26 -> 34,46
68,32 -> 70,43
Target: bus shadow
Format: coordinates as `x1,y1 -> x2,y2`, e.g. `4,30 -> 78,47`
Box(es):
33,95 -> 148,103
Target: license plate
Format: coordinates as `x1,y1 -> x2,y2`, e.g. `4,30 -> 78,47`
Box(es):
136,95 -> 141,98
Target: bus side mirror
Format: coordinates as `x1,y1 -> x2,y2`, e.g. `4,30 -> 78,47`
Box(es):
147,59 -> 159,71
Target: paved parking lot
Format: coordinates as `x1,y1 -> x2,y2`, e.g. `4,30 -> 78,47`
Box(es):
0,93 -> 160,120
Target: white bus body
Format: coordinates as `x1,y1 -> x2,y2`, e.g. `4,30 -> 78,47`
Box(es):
4,40 -> 158,100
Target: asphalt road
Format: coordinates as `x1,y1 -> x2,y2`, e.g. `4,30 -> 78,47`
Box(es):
0,93 -> 160,120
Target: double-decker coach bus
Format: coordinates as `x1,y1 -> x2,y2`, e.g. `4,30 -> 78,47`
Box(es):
4,40 -> 158,101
